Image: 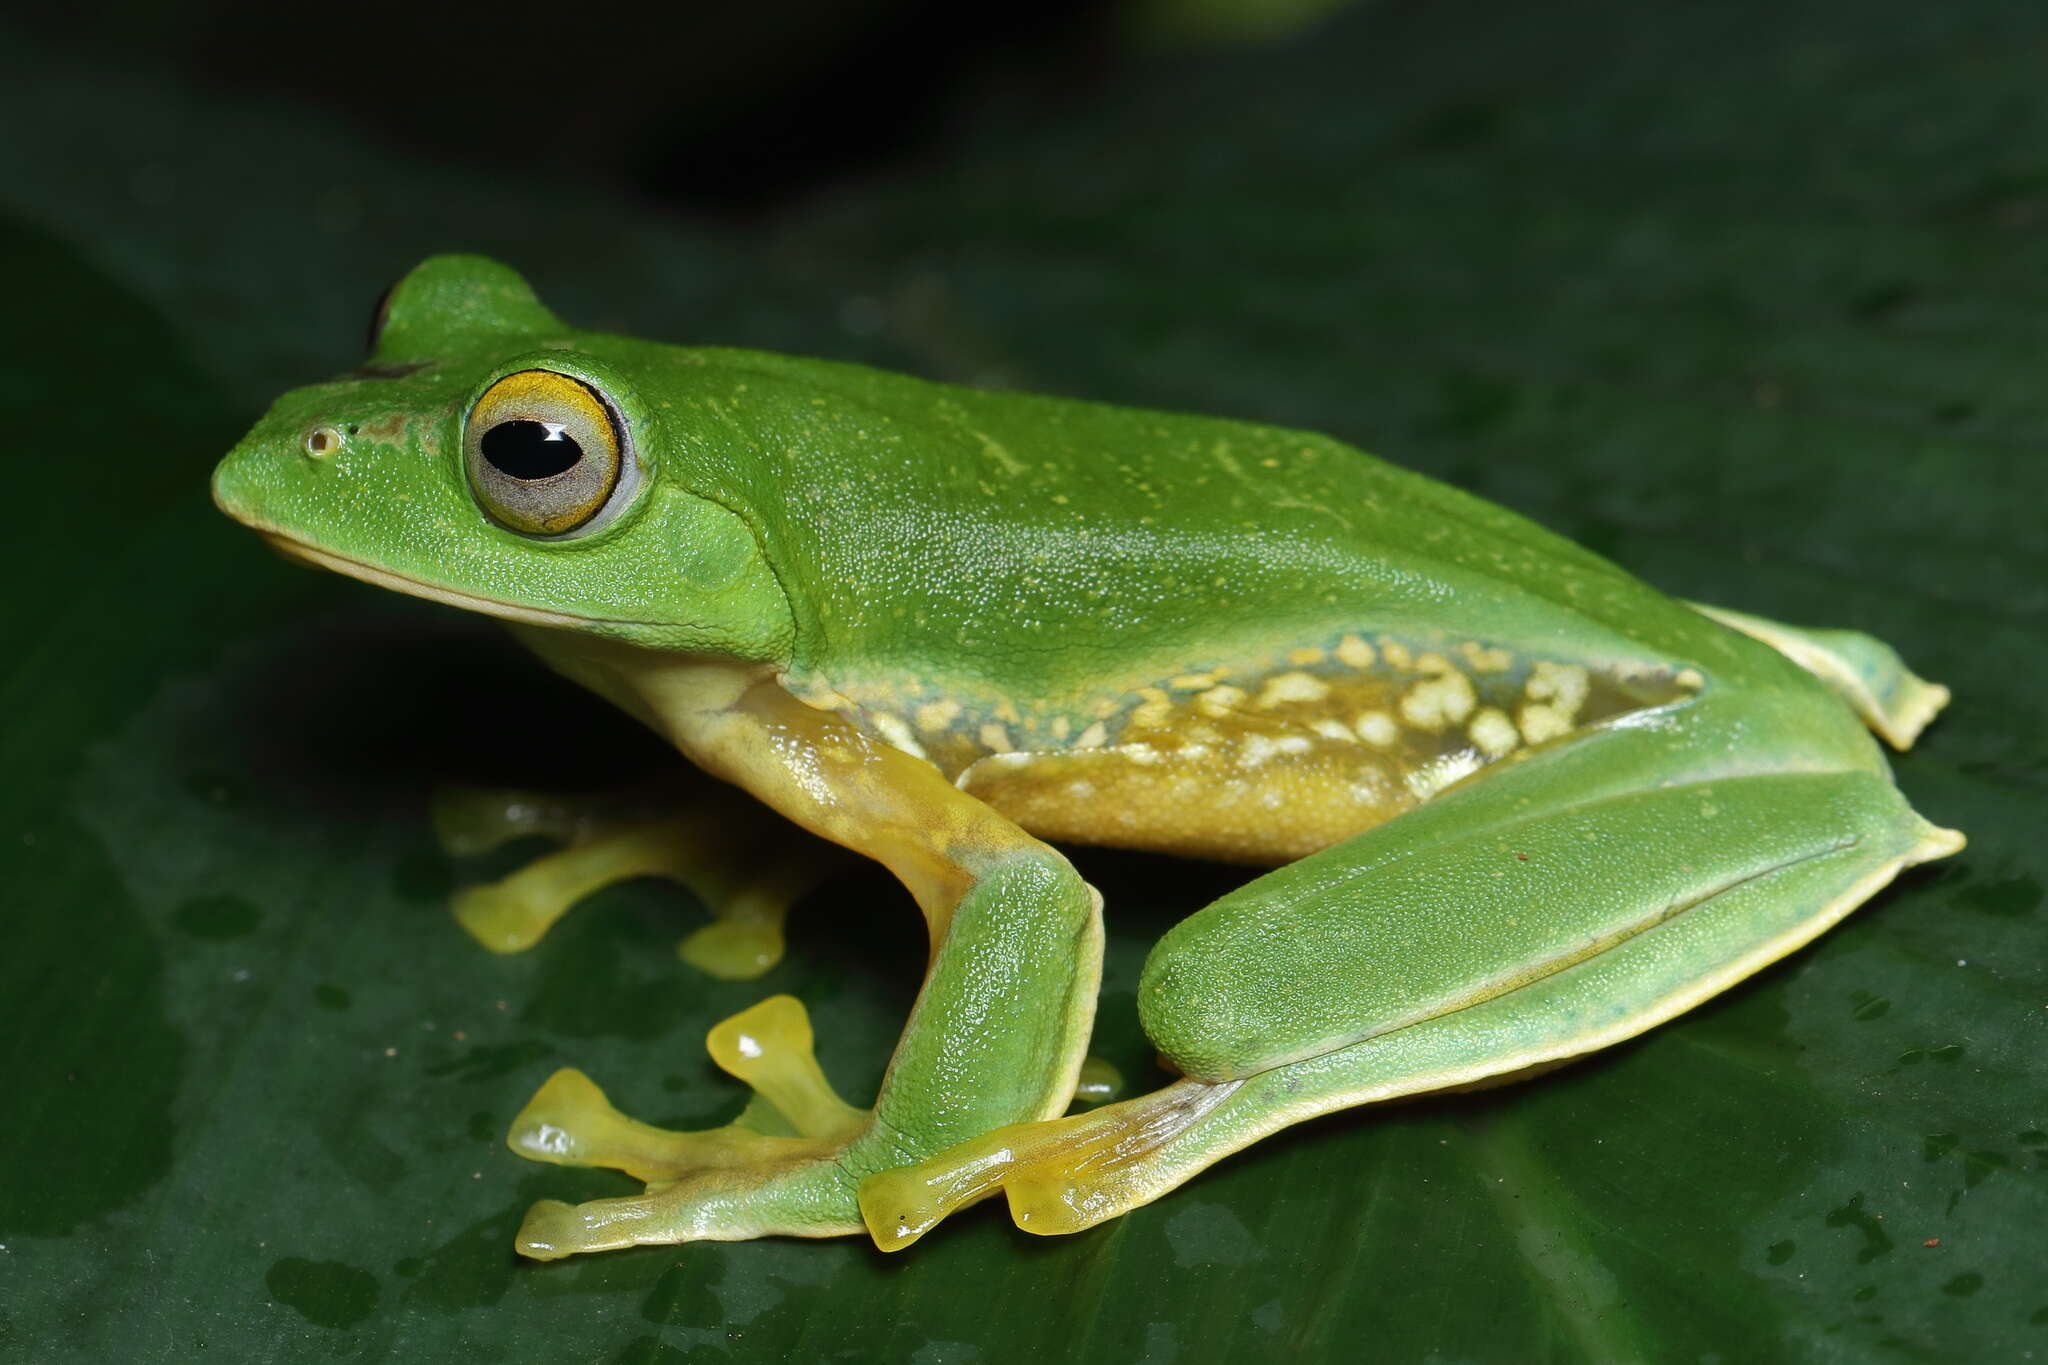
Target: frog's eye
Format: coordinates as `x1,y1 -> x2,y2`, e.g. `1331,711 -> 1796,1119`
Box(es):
463,369 -> 626,536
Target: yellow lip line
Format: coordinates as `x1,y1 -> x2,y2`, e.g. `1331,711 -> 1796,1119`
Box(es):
259,532 -> 622,630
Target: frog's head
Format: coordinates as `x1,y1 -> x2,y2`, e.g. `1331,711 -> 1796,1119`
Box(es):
211,255 -> 794,663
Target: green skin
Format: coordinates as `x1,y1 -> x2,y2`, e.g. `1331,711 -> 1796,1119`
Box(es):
213,255 -> 1962,1258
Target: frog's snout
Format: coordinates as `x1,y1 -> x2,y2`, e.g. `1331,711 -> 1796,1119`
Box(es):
209,438 -> 262,527
211,431 -> 300,531
212,404 -> 357,533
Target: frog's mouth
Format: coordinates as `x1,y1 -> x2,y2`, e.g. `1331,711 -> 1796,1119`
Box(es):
258,532 -> 597,630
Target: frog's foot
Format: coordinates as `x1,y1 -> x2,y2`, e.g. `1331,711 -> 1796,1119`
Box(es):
673,855 -> 835,982
859,1079 -> 1243,1249
432,784 -> 602,858
445,804 -> 705,955
507,995 -> 885,1257
434,784 -> 844,978
1685,602 -> 1953,749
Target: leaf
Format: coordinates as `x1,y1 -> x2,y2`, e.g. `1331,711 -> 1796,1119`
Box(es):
3,2 -> 2045,1361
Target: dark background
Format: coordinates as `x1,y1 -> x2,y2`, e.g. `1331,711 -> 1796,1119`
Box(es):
2,2 -> 2044,1361
10,0 -> 1120,218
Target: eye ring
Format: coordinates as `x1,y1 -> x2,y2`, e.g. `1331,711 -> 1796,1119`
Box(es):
305,425 -> 343,457
462,369 -> 626,536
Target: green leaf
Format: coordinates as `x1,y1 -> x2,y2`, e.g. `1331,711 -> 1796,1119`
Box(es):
3,2 -> 2044,1360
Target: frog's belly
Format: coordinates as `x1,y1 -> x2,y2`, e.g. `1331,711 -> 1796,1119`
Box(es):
961,739 -> 1437,864
832,632 -> 1693,864
951,640 -> 1686,864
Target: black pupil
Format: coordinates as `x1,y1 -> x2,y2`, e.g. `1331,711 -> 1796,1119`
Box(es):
480,420 -> 583,480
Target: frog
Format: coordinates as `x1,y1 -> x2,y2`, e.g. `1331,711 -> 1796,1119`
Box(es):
211,254 -> 1962,1260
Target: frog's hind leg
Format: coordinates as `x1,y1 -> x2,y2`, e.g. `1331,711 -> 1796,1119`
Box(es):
1686,601 -> 1950,749
860,703 -> 1962,1248
433,782 -> 847,980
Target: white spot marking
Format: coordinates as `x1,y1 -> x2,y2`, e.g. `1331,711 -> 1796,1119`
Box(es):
870,712 -> 928,760
1354,710 -> 1399,747
1405,750 -> 1484,800
1400,668 -> 1476,731
1198,685 -> 1248,718
1468,708 -> 1519,758
1257,672 -> 1330,707
1240,734 -> 1280,767
1517,703 -> 1572,745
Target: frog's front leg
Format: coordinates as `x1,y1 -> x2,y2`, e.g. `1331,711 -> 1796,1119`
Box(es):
862,693 -> 1961,1248
504,657 -> 1103,1258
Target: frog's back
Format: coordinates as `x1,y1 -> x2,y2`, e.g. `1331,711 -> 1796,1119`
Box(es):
635,344 -> 1744,692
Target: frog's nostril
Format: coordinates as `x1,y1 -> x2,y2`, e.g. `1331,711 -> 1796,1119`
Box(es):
304,424 -> 344,458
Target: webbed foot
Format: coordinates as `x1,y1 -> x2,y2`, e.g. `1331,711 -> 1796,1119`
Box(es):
433,783 -> 846,978
507,996 -> 887,1257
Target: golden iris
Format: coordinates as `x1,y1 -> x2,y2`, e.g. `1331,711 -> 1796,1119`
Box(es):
463,370 -> 623,535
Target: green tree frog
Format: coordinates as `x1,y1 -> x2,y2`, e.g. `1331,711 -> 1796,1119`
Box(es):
212,255 -> 1962,1259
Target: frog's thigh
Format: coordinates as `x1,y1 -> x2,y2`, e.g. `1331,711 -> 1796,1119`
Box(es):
1139,766 -> 1948,1084
862,742 -> 1959,1246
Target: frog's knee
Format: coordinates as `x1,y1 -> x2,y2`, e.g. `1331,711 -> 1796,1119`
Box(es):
967,849 -> 1097,923
1137,917 -> 1312,1084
